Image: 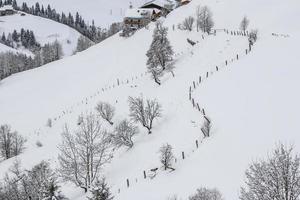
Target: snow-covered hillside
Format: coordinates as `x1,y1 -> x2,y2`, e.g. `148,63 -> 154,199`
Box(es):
16,0 -> 151,27
0,0 -> 299,199
0,12 -> 82,56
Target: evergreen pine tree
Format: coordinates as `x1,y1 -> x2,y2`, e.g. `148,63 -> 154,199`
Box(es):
146,21 -> 174,85
88,178 -> 113,200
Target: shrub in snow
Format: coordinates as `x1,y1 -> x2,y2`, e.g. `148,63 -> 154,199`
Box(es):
240,16 -> 250,31
128,96 -> 162,134
47,118 -> 52,128
201,117 -> 211,138
146,21 -> 174,85
196,6 -> 214,34
36,140 -> 43,147
0,124 -> 26,160
181,16 -> 195,31
112,119 -> 139,149
240,144 -> 300,200
159,143 -> 175,171
189,187 -> 223,200
95,102 -> 115,125
248,29 -> 258,45
88,178 -> 113,200
58,113 -> 113,192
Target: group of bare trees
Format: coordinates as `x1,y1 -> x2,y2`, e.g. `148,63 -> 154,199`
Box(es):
0,124 -> 26,160
56,96 -> 162,194
146,21 -> 175,85
179,5 -> 214,34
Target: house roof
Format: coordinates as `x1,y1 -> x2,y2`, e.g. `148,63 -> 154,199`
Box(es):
125,8 -> 158,19
0,5 -> 14,11
141,0 -> 173,9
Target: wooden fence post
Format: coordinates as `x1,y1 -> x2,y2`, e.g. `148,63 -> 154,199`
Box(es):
246,49 -> 248,55
225,60 -> 228,66
143,171 -> 146,179
196,140 -> 199,148
237,54 -> 239,60
202,108 -> 206,116
206,72 -> 209,78
192,98 -> 195,107
182,151 -> 185,160
189,92 -> 191,101
193,81 -> 196,89
199,76 -> 201,83
117,79 -> 120,86
126,179 -> 130,188
216,66 -> 219,71
197,103 -> 200,111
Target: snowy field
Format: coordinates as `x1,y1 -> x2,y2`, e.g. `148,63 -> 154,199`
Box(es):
0,0 -> 300,199
0,12 -> 82,56
16,0 -> 152,27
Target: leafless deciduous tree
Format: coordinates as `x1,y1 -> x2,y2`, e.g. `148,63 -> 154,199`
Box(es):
197,6 -> 214,34
201,117 -> 211,137
112,119 -> 139,148
240,144 -> 300,200
240,16 -> 250,31
182,16 -> 195,31
189,187 -> 223,200
159,143 -> 175,171
0,124 -> 26,160
58,113 -> 113,192
95,102 -> 115,125
128,96 -> 162,134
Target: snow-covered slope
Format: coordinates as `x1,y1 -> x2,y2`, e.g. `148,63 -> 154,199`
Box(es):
16,0 -> 150,27
0,12 -> 82,56
0,0 -> 299,199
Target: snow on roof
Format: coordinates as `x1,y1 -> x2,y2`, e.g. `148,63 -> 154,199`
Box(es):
0,5 -> 14,11
141,0 -> 171,9
125,8 -> 155,19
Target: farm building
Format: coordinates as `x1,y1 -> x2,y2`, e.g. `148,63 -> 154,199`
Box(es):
140,0 -> 174,15
124,8 -> 160,29
0,5 -> 15,16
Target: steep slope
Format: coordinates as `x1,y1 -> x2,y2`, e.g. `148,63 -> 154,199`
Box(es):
0,0 -> 299,199
0,12 -> 82,56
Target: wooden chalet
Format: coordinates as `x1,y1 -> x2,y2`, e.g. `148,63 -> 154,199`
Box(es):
0,5 -> 15,16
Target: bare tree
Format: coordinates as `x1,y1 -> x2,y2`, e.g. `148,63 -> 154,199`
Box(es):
128,96 -> 162,134
240,16 -> 250,31
196,5 -> 201,32
182,16 -> 195,31
0,124 -> 26,160
201,117 -> 211,137
159,143 -> 175,171
58,113 -> 113,192
95,102 -> 115,125
112,119 -> 139,148
46,118 -> 52,128
189,187 -> 223,200
197,6 -> 214,34
240,144 -> 300,200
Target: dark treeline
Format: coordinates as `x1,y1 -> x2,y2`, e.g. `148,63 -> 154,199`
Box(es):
1,0 -> 123,43
1,28 -> 40,51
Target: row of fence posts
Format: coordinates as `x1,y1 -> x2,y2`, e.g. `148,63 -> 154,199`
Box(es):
119,137 -> 201,193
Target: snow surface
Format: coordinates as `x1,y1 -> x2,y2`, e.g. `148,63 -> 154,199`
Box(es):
16,0 -> 152,27
0,0 -> 300,199
0,12 -> 82,56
